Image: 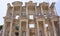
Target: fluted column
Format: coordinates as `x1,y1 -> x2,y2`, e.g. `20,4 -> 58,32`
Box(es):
43,20 -> 48,36
9,7 -> 14,36
36,20 -> 40,36
26,20 -> 29,36
51,20 -> 57,36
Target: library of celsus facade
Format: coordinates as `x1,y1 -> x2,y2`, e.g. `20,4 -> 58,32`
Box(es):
2,1 -> 60,36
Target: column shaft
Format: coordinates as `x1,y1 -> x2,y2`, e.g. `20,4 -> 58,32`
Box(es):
9,22 -> 13,36
19,6 -> 22,36
26,6 -> 28,32
19,21 -> 22,36
41,6 -> 43,15
49,24 -> 54,36
48,23 -> 54,36
48,20 -> 54,36
35,5 -> 37,15
26,20 -> 29,36
58,18 -> 60,36
2,21 -> 6,36
36,20 -> 40,36
43,20 -> 47,36
26,6 -> 28,16
9,7 -> 14,36
51,21 -> 57,36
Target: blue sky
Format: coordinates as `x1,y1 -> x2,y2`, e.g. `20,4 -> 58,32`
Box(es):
0,0 -> 60,25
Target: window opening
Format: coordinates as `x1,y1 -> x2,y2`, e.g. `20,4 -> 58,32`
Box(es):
15,15 -> 19,19
29,24 -> 35,28
29,15 -> 34,20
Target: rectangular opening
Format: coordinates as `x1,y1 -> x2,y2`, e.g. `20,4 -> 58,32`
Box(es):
29,15 -> 34,20
29,24 -> 35,28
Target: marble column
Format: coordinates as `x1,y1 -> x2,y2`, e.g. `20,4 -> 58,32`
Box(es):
41,6 -> 43,15
9,7 -> 14,36
36,20 -> 40,36
59,22 -> 60,36
35,5 -> 37,15
48,21 -> 54,36
19,21 -> 22,36
48,19 -> 55,36
48,22 -> 54,36
51,21 -> 57,36
35,6 -> 38,36
9,20 -> 13,36
43,20 -> 48,36
58,17 -> 60,36
26,5 -> 29,36
19,6 -> 22,36
26,20 -> 29,36
26,5 -> 28,16
2,21 -> 6,36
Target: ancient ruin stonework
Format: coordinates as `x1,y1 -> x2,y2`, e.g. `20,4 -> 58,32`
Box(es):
1,1 -> 60,36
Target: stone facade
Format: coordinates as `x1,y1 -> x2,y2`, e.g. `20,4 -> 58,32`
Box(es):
1,1 -> 60,36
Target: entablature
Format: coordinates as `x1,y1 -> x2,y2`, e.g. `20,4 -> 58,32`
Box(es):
50,16 -> 59,21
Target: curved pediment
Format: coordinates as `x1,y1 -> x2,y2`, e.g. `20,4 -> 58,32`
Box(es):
39,2 -> 49,6
25,1 -> 37,6
12,1 -> 23,6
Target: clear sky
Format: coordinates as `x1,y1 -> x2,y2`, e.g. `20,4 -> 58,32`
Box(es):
0,0 -> 60,25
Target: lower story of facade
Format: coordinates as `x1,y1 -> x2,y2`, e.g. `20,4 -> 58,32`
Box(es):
0,16 -> 60,36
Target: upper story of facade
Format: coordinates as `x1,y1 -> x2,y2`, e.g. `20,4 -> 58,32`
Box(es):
4,1 -> 58,22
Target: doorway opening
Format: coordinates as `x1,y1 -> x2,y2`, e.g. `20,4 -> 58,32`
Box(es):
15,32 -> 19,36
